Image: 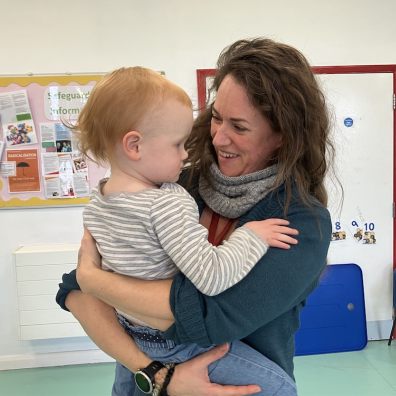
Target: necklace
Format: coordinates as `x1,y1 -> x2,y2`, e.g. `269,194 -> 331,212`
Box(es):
208,211 -> 236,246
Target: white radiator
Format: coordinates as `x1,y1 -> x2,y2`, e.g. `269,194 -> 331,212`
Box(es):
14,244 -> 86,340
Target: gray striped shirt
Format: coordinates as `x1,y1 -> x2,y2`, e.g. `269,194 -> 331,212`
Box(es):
84,180 -> 268,302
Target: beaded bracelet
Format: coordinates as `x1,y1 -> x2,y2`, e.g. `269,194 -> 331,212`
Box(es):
159,364 -> 176,396
152,363 -> 175,396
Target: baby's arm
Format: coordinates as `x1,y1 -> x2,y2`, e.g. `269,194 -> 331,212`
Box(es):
244,218 -> 299,249
153,189 -> 298,296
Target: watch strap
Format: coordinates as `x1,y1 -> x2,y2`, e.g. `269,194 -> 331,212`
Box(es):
142,360 -> 166,377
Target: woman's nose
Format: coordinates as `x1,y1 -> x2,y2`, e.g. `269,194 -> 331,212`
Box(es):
212,124 -> 231,146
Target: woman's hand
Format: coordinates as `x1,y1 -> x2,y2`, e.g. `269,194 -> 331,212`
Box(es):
167,344 -> 261,396
76,228 -> 102,293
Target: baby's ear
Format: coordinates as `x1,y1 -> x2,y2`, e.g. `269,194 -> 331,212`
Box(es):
123,131 -> 142,160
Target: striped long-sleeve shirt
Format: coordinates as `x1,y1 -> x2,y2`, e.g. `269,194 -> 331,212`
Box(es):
84,180 -> 268,301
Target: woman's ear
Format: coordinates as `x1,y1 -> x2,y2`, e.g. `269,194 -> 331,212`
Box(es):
274,133 -> 283,150
123,131 -> 142,160
276,133 -> 283,149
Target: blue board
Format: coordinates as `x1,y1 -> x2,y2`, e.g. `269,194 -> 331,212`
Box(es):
295,263 -> 367,356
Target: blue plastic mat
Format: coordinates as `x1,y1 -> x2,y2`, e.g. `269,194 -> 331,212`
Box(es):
295,263 -> 367,356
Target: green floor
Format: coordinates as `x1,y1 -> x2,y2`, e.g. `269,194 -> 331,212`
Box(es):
0,341 -> 395,396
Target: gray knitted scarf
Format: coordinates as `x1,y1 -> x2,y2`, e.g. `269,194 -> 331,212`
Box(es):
199,163 -> 278,219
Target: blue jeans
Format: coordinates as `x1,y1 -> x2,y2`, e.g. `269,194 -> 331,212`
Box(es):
112,318 -> 297,396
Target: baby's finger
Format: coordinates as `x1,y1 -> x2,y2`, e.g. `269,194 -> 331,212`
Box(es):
270,233 -> 298,244
267,218 -> 290,226
269,240 -> 292,249
274,226 -> 299,235
278,234 -> 298,244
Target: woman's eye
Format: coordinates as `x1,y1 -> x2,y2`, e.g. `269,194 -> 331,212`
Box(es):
211,114 -> 221,122
234,124 -> 247,132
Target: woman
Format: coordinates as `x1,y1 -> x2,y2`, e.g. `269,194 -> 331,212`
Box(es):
57,37 -> 333,395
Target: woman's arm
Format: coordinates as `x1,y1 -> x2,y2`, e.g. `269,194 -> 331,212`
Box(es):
65,290 -> 151,372
76,229 -> 174,330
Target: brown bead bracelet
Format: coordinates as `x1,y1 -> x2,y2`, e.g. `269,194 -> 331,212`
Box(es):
159,364 -> 176,396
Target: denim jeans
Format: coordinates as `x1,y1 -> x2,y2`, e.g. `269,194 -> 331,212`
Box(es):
112,317 -> 297,396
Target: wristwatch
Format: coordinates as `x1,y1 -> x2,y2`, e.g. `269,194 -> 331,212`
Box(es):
135,360 -> 165,394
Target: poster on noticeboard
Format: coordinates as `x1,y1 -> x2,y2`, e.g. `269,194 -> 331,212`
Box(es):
6,148 -> 40,193
0,74 -> 109,208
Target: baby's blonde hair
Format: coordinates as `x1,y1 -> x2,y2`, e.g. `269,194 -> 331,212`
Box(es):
74,67 -> 192,163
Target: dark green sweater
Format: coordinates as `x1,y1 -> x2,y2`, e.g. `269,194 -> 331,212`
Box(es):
56,181 -> 331,380
163,182 -> 331,379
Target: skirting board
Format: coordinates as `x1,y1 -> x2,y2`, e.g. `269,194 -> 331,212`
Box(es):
0,348 -> 114,371
0,320 -> 392,371
367,319 -> 394,340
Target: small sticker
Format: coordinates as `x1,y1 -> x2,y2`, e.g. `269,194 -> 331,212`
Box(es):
331,230 -> 346,241
0,161 -> 16,177
344,117 -> 354,128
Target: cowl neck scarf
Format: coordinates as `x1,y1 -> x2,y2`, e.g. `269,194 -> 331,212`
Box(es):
199,163 -> 278,219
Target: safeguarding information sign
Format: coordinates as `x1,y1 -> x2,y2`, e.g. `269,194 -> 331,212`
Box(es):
44,86 -> 93,120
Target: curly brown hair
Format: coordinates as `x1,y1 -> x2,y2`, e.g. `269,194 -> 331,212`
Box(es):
186,37 -> 336,210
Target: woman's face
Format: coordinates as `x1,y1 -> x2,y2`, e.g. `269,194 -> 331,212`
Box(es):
210,75 -> 282,177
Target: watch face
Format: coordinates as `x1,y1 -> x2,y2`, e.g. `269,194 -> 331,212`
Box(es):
135,371 -> 152,394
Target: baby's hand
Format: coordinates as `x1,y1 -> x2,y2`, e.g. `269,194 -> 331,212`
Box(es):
245,218 -> 298,249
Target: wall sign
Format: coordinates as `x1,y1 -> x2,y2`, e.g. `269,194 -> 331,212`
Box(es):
0,74 -> 108,208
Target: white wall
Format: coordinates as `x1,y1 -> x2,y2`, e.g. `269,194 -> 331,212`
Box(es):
1,0 -> 396,369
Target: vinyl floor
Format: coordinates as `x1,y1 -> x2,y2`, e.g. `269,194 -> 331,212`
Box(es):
0,340 -> 395,396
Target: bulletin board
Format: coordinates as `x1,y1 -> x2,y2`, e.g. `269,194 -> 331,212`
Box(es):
0,74 -> 108,208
